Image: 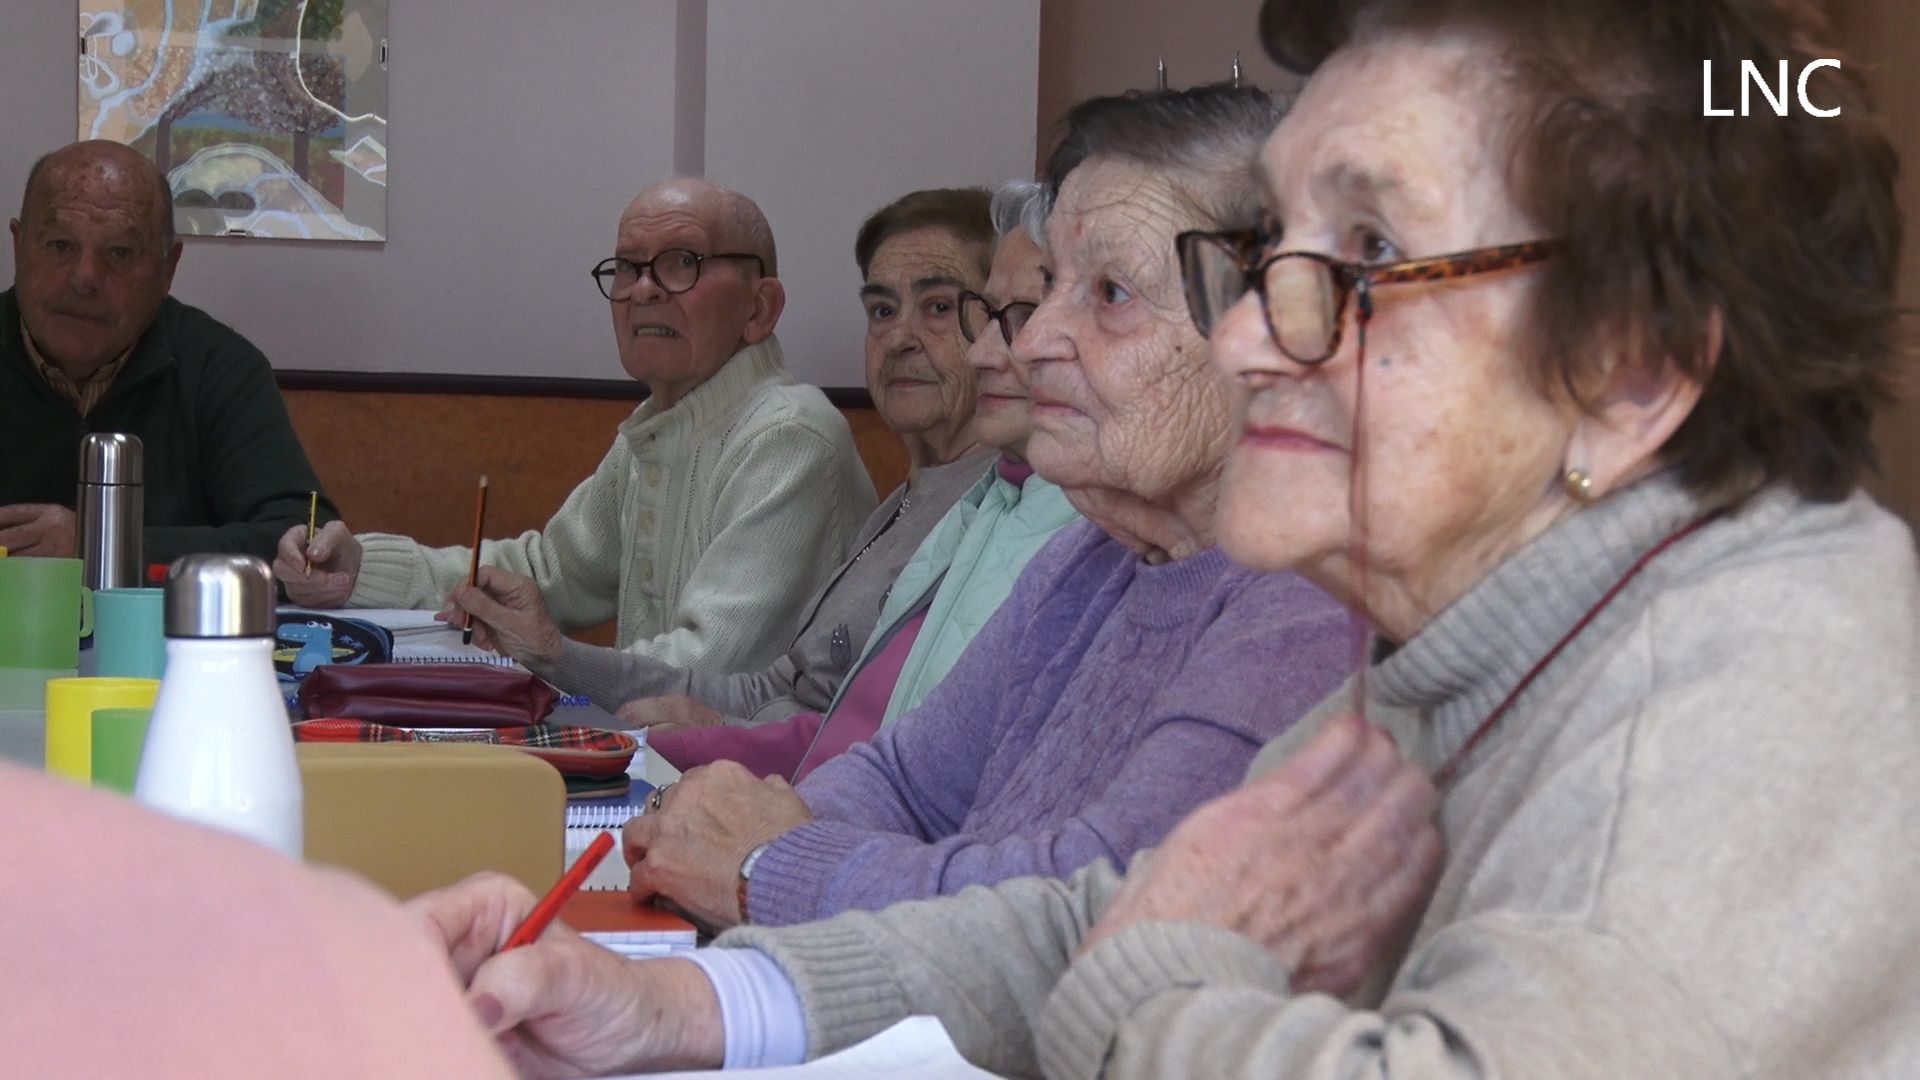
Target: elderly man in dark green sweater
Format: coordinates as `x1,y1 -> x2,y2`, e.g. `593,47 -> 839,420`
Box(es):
1,140 -> 334,565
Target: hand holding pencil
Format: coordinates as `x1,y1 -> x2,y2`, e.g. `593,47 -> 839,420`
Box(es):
445,565 -> 568,667
272,519 -> 364,608
400,836 -> 729,1071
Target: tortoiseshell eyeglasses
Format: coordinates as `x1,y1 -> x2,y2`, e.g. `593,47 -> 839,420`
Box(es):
1175,230 -> 1558,364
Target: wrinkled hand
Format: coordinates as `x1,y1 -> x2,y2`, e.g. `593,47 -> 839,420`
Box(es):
442,566 -> 566,666
616,694 -> 728,735
624,761 -> 814,930
405,871 -> 724,1077
273,520 -> 363,607
1080,715 -> 1442,997
0,503 -> 77,557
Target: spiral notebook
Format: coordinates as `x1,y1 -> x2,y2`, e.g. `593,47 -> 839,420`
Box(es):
564,770 -> 695,955
392,644 -> 517,667
567,801 -> 644,891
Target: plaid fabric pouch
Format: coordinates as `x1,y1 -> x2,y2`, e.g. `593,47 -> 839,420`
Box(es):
292,718 -> 639,780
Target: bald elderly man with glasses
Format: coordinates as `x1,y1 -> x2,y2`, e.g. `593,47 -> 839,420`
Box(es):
278,177 -> 875,680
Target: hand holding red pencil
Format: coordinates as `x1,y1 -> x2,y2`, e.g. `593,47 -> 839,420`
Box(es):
503,830 -> 613,949
403,836 -> 726,1074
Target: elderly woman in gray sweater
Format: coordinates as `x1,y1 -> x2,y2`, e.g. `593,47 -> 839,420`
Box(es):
408,1 -> 1919,1075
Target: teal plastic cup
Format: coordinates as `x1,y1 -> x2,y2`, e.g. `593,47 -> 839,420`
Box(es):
94,587 -> 167,679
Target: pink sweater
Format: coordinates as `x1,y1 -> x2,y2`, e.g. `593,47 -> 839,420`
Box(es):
653,608 -> 930,782
0,764 -> 512,1078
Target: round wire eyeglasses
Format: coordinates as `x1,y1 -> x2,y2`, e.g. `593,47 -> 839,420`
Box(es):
590,249 -> 765,300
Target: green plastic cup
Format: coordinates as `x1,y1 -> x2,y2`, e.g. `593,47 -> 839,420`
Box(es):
0,557 -> 94,668
90,707 -> 154,794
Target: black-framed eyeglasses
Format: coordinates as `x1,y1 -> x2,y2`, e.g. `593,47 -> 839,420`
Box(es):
590,249 -> 765,300
1175,230 -> 1558,364
958,290 -> 1038,346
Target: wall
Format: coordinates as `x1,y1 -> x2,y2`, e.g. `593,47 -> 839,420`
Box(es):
1036,0 -> 1293,158
1,1 -> 1039,390
704,0 -> 1041,383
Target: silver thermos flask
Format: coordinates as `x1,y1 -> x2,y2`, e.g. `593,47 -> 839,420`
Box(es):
76,432 -> 144,590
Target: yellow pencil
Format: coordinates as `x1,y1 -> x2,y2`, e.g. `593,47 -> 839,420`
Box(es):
302,491 -> 318,574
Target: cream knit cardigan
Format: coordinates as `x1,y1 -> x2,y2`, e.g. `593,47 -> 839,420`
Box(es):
346,337 -> 876,674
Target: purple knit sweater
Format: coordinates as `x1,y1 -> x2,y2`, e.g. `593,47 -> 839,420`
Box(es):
745,519 -> 1353,926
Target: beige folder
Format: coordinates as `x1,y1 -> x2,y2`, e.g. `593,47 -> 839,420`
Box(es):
297,742 -> 564,900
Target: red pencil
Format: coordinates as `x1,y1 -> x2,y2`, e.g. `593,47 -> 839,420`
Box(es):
462,475 -> 490,645
503,830 -> 615,950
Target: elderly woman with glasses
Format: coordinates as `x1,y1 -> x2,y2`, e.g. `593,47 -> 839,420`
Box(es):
408,1 -> 1917,1076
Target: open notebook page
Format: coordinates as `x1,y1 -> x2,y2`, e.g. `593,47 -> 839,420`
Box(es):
392,642 -> 516,665
622,1016 -> 1002,1079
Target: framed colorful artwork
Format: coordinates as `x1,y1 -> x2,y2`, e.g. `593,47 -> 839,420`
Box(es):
79,0 -> 388,241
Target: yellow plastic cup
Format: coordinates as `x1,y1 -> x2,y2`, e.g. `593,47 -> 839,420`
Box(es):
44,677 -> 160,782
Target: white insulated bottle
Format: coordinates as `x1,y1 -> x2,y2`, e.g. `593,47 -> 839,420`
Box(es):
134,554 -> 303,858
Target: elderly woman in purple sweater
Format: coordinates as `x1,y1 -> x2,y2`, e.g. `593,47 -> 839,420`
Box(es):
608,85 -> 1352,935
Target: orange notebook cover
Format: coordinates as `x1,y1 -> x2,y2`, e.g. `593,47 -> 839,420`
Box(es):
560,889 -> 698,936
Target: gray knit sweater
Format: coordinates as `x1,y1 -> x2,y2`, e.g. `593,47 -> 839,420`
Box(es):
718,474 -> 1920,1078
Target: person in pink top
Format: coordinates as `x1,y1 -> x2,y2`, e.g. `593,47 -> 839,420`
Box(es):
0,762 -> 513,1078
